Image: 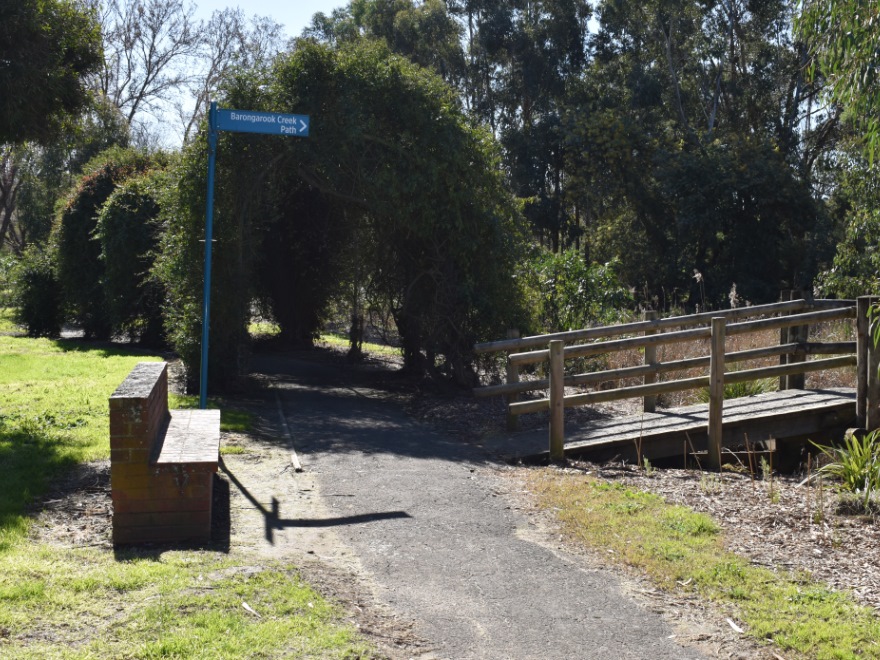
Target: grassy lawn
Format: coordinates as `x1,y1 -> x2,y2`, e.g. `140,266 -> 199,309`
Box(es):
527,470 -> 880,659
0,334 -> 372,658
0,307 -> 20,334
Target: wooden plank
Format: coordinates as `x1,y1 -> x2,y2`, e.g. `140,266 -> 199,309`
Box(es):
507,357 -> 854,416
507,307 -> 854,367
869,297 -> 880,431
517,389 -> 856,462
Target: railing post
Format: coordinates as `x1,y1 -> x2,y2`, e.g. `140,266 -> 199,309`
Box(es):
788,289 -> 808,390
866,298 -> 880,431
857,297 -> 869,428
549,340 -> 565,461
778,289 -> 792,391
707,317 -> 726,470
643,310 -> 658,413
505,329 -> 521,432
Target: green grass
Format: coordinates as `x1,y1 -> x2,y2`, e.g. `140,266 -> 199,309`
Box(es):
319,332 -> 401,358
0,307 -> 21,334
169,394 -> 254,433
527,471 -> 880,659
0,545 -> 370,658
0,335 -> 374,657
0,336 -> 165,550
249,320 -> 280,337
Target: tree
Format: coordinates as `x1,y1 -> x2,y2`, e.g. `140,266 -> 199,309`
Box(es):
93,0 -> 200,142
0,0 -> 103,144
52,146 -> 161,338
93,0 -> 285,145
159,40 -> 528,390
96,168 -> 169,344
798,0 -> 880,158
559,0 -> 836,307
2,97 -> 130,254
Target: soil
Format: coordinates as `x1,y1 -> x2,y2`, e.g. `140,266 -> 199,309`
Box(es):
24,342 -> 880,658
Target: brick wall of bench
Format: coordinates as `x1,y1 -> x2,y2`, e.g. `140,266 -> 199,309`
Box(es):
110,362 -> 220,545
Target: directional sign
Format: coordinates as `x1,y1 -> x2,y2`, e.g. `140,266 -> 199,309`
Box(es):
216,108 -> 310,137
199,102 -> 310,409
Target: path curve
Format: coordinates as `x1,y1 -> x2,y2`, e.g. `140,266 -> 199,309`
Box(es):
233,353 -> 709,659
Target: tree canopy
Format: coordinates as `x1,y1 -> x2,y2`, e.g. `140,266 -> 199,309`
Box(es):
160,39 -> 528,388
0,0 -> 103,144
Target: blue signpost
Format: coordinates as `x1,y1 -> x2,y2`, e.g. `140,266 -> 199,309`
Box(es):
200,102 -> 310,408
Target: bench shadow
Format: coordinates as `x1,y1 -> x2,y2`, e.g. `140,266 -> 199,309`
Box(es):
219,457 -> 411,545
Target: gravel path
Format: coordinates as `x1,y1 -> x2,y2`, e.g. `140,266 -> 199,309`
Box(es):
242,353 -> 708,659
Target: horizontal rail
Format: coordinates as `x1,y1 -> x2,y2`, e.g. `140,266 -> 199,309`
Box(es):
723,355 -> 856,384
475,299 -> 806,354
506,306 -> 855,367
726,307 -> 855,337
474,343 -> 807,399
474,299 -> 854,355
507,355 -> 857,416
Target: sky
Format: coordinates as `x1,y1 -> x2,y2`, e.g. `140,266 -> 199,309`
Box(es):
192,1 -> 347,39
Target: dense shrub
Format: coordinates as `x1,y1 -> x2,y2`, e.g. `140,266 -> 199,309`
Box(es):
159,41 -> 529,390
524,249 -> 633,331
52,146 -> 162,339
11,247 -> 62,338
96,169 -> 169,345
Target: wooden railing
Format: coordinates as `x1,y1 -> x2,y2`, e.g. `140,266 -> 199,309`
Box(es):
473,296 -> 880,467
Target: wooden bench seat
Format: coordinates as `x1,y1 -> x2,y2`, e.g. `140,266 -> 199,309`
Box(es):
110,362 -> 220,544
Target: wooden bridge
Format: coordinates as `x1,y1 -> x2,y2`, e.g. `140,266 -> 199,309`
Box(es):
473,296 -> 880,467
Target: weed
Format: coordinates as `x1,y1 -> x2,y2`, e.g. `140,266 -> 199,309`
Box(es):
700,472 -> 722,495
695,376 -> 776,403
643,456 -> 655,476
760,456 -> 780,504
813,430 -> 880,511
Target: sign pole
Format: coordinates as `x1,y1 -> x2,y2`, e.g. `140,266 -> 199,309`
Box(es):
199,101 -> 218,409
198,104 -> 309,409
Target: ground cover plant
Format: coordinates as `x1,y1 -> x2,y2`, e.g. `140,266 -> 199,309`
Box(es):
0,335 -> 372,658
525,468 -> 880,659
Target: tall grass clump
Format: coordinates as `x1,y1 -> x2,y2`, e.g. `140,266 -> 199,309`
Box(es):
813,430 -> 880,511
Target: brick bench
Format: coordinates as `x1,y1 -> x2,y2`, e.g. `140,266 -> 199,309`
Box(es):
110,362 -> 221,544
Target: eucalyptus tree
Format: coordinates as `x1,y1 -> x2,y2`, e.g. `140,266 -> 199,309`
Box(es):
562,0 -> 836,307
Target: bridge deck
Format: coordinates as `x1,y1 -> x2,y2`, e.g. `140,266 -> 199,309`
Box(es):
490,388 -> 857,463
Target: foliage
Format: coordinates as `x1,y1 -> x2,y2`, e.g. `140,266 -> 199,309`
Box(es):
817,140 -> 880,297
160,39 -> 528,389
528,469 -> 880,658
0,0 -> 103,144
1,98 -> 131,257
523,249 -> 633,331
95,169 -> 170,345
695,374 -> 776,403
813,430 -> 880,511
52,146 -> 164,339
798,0 -> 880,159
10,247 -> 62,338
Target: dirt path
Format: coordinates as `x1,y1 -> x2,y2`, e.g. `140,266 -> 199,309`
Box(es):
215,351 -> 723,659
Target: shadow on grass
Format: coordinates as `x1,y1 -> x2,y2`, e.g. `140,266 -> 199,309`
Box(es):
0,429 -> 82,554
